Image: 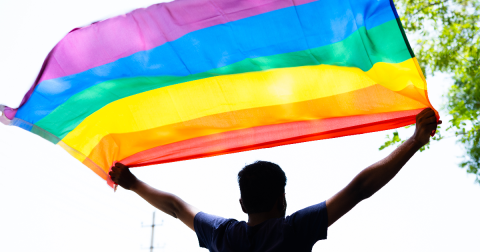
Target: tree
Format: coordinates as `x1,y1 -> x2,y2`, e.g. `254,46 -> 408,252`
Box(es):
381,0 -> 480,182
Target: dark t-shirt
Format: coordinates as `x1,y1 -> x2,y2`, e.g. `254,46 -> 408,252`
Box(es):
194,201 -> 328,252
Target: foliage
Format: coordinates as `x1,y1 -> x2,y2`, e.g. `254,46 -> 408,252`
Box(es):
379,131 -> 404,151
379,125 -> 444,152
381,0 -> 480,182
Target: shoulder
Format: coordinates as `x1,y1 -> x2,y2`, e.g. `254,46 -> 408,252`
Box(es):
194,212 -> 245,250
286,201 -> 327,223
285,201 -> 328,244
194,212 -> 233,229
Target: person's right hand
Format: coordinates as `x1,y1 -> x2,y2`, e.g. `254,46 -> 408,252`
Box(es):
109,163 -> 139,190
412,108 -> 441,147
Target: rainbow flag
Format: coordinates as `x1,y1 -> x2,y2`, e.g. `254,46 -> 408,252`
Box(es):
0,0 -> 436,185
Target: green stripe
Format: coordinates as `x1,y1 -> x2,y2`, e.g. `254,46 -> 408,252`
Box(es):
36,19 -> 411,141
31,125 -> 60,144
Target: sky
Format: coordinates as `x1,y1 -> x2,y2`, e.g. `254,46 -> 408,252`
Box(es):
1,1 -> 479,251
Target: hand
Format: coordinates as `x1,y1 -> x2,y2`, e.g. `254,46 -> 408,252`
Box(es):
109,163 -> 139,190
412,108 -> 442,147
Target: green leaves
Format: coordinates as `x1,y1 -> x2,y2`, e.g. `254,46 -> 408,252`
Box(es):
382,0 -> 480,183
379,131 -> 404,151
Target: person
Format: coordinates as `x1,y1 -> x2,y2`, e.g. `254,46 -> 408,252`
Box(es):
109,108 -> 440,252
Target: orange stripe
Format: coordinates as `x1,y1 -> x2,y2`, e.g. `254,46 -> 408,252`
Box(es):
58,141 -> 109,180
80,84 -> 428,174
411,57 -> 439,119
121,109 -> 421,167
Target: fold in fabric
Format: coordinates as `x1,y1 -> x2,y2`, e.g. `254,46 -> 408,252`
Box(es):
0,0 -> 437,185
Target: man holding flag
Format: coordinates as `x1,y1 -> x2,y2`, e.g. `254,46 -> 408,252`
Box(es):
110,108 -> 440,251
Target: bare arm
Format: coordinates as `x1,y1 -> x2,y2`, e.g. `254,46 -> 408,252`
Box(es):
326,108 -> 440,227
109,163 -> 199,231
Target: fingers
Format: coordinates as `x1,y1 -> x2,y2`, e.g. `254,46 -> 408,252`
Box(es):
416,110 -> 431,122
109,162 -> 134,189
422,109 -> 436,119
416,108 -> 438,125
419,108 -> 435,116
109,171 -> 117,183
424,116 -> 437,125
413,108 -> 441,145
115,162 -> 128,168
109,163 -> 129,184
111,163 -> 128,174
108,164 -> 137,190
418,108 -> 434,117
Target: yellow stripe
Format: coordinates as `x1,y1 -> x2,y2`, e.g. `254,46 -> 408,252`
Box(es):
368,58 -> 426,91
61,58 -> 427,157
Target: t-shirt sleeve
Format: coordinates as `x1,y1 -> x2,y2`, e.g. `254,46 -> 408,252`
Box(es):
287,201 -> 328,246
194,212 -> 229,249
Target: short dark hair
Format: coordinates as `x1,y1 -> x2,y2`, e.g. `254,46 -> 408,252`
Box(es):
237,161 -> 287,213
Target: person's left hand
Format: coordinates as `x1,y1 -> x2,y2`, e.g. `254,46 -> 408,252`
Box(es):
109,163 -> 139,190
412,108 -> 442,147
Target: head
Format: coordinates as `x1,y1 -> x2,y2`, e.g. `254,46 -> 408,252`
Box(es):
237,161 -> 287,215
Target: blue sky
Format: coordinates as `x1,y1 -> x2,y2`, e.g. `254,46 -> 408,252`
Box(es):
1,1 -> 479,251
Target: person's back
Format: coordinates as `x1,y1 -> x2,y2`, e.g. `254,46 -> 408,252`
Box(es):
110,108 -> 440,251
195,199 -> 327,251
194,161 -> 327,251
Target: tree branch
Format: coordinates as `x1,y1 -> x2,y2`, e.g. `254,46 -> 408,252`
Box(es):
411,1 -> 443,16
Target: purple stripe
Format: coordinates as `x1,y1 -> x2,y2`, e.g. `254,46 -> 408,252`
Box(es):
4,108 -> 16,120
38,0 -> 316,84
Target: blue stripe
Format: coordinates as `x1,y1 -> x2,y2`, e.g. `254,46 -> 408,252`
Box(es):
11,118 -> 33,132
16,0 -> 396,126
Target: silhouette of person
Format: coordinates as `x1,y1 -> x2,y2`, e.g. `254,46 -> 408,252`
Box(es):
110,108 -> 440,252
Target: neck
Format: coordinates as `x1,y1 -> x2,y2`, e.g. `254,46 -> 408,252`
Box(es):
246,208 -> 284,227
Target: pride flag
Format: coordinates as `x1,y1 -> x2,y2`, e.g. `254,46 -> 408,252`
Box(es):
0,0 -> 436,185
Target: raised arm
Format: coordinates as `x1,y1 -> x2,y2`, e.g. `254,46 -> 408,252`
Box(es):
109,163 -> 200,231
326,108 -> 440,227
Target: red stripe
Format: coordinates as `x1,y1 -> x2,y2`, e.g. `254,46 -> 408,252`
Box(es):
119,109 -> 422,167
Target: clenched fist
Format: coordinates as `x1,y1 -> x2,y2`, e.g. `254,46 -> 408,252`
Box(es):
413,108 -> 441,147
109,163 -> 139,190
